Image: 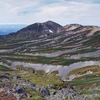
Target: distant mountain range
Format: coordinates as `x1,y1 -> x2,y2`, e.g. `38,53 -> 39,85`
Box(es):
0,24 -> 27,35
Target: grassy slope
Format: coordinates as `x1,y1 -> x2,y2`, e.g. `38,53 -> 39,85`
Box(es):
67,66 -> 100,99
3,56 -> 99,65
0,65 -> 12,71
84,34 -> 100,47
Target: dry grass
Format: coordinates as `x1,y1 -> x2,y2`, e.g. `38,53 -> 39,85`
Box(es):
67,65 -> 99,76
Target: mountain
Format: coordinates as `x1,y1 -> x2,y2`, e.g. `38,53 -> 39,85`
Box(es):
12,21 -> 64,39
17,21 -> 63,34
0,35 -> 4,40
2,21 -> 64,40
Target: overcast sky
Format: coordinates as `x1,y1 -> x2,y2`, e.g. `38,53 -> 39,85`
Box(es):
0,0 -> 100,26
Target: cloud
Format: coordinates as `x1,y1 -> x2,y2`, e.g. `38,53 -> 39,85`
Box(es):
32,1 -> 100,25
18,8 -> 41,15
0,0 -> 100,26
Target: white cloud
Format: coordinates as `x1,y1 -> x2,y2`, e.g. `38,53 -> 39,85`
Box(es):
0,0 -> 100,26
32,1 -> 100,25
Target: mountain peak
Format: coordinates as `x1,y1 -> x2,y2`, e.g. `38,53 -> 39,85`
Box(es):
45,20 -> 53,23
15,21 -> 64,39
64,23 -> 83,31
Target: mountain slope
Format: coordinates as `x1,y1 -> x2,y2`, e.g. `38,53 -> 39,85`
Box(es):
64,24 -> 100,36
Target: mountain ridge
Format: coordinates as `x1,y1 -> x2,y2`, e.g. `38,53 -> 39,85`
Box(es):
0,20 -> 100,41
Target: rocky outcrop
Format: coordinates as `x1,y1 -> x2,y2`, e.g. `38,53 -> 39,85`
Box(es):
47,84 -> 79,100
13,74 -> 21,80
0,74 -> 34,100
1,73 -> 10,79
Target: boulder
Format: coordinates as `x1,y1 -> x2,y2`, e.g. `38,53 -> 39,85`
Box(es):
13,75 -> 21,80
27,82 -> 36,91
2,73 -> 10,79
40,86 -> 50,97
13,84 -> 26,94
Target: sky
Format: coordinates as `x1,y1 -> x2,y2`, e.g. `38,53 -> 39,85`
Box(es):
0,0 -> 100,26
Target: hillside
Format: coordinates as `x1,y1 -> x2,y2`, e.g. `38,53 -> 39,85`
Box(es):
0,21 -> 100,100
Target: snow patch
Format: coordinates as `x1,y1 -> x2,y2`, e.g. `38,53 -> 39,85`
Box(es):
49,30 -> 53,33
